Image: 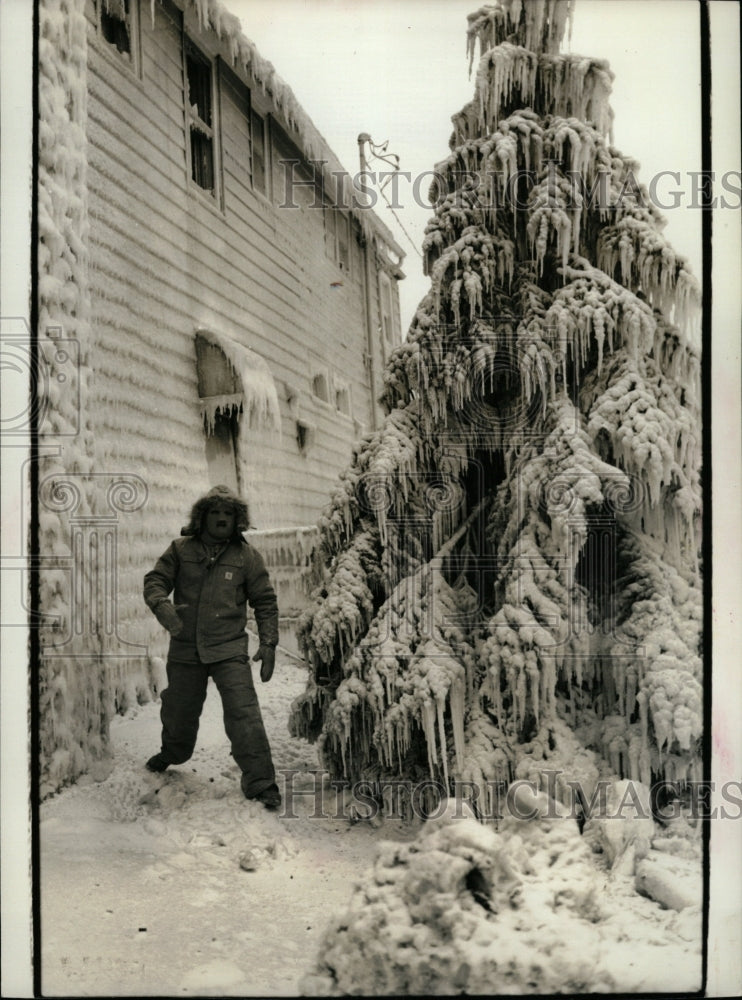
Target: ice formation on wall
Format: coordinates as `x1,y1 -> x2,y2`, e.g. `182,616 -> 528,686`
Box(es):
39,0 -> 180,795
37,0 -> 112,797
290,0 -> 702,808
195,327 -> 281,434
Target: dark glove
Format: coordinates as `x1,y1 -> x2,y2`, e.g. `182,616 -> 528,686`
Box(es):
252,644 -> 276,683
154,601 -> 186,636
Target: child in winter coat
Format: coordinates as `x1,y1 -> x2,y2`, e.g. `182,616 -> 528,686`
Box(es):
143,485 -> 281,810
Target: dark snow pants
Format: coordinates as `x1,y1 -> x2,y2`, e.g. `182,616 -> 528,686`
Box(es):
159,655 -> 275,797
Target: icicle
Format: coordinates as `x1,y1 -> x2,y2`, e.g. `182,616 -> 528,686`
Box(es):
526,652 -> 539,726
195,329 -> 280,431
422,700 -> 438,779
449,675 -> 466,772
436,696 -> 449,788
199,393 -> 242,434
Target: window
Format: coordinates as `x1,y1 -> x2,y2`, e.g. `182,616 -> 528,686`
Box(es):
297,423 -> 308,452
195,334 -> 240,489
251,109 -> 269,196
336,216 -> 350,273
94,0 -> 139,68
325,207 -> 336,261
379,272 -> 396,346
195,330 -> 280,488
325,207 -> 351,273
312,372 -> 330,403
186,42 -> 217,196
101,0 -> 130,52
334,379 -> 351,417
296,419 -> 316,455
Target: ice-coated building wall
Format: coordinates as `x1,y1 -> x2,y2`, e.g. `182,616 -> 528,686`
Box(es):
36,0 -> 404,795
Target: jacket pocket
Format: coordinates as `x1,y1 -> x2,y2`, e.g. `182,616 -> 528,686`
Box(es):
214,558 -> 246,610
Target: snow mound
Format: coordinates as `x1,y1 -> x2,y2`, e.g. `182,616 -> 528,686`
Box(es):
582,778 -> 655,874
635,851 -> 702,912
302,799 -> 701,995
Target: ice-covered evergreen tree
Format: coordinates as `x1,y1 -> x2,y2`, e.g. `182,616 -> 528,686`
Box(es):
289,0 -> 702,815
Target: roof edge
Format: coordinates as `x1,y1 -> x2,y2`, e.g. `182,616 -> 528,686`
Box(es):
175,0 -> 407,264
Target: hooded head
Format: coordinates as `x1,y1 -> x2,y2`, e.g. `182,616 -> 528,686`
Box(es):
181,485 -> 250,540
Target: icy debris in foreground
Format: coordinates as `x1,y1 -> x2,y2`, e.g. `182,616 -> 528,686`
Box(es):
301,795 -> 701,996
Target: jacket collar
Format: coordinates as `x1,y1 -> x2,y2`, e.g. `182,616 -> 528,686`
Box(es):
180,535 -> 242,563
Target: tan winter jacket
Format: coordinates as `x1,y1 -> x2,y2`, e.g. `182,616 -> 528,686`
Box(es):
143,535 -> 279,664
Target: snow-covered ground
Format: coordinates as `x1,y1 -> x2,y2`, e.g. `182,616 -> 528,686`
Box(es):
40,648 -> 703,997
39,653 -> 415,997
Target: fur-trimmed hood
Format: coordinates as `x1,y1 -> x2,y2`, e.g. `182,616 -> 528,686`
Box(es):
181,485 -> 250,539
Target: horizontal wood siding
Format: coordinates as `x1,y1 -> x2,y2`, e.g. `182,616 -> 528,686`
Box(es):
84,0 -> 400,653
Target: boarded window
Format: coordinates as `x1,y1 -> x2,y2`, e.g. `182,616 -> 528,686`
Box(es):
195,331 -> 280,491
204,410 -> 240,492
196,339 -> 240,489
186,43 -> 216,194
196,337 -> 240,402
195,329 -> 280,432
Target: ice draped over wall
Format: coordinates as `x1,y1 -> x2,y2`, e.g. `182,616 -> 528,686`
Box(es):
38,0 -> 110,794
38,0 -> 156,795
289,0 -> 702,810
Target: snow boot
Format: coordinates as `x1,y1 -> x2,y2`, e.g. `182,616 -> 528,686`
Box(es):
254,784 -> 282,811
242,776 -> 281,811
146,752 -> 169,773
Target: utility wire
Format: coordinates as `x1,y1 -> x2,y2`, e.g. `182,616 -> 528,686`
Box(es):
359,133 -> 424,261
379,187 -> 423,260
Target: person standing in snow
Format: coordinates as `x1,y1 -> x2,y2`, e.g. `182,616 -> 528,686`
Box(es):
143,485 -> 281,810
